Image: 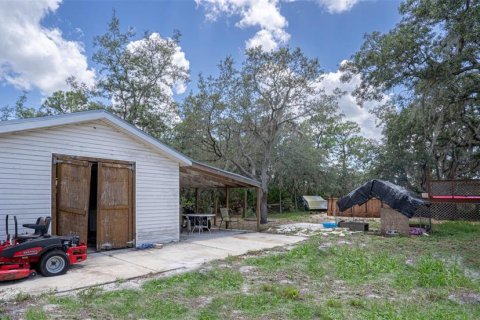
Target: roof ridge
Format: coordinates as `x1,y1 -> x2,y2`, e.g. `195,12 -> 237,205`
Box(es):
0,110 -> 191,166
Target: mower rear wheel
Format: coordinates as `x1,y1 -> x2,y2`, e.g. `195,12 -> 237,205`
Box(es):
39,250 -> 70,277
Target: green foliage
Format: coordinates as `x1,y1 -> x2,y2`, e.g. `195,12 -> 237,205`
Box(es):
261,283 -> 301,300
416,256 -> 469,288
77,286 -> 103,304
434,221 -> 480,238
48,295 -> 82,312
143,269 -> 243,297
25,309 -> 47,320
290,303 -> 325,320
0,92 -> 37,120
0,79 -> 105,122
333,247 -> 400,283
345,0 -> 480,185
140,300 -> 188,319
92,13 -> 189,139
268,211 -> 311,221
395,255 -> 472,290
246,240 -> 326,277
14,292 -> 32,302
232,292 -> 286,317
39,77 -> 105,115
326,298 -> 342,308
359,300 -> 478,320
281,197 -> 293,211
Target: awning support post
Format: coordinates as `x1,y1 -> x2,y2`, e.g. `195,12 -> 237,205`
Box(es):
243,189 -> 248,218
214,193 -> 218,226
256,187 -> 261,232
226,187 -> 230,210
195,188 -> 199,213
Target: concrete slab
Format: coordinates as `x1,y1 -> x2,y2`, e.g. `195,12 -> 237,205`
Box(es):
192,233 -> 304,254
0,232 -> 305,300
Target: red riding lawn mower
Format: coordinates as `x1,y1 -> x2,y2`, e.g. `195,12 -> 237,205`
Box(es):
0,215 -> 87,282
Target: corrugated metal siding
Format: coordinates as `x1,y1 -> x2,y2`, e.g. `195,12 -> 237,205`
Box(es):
0,119 -> 180,244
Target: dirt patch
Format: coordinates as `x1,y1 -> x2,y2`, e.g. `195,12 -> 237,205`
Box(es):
239,265 -> 257,274
235,213 -> 331,231
273,223 -> 326,236
449,292 -> 480,304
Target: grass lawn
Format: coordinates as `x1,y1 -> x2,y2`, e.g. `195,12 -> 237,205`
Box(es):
267,211 -> 314,221
3,221 -> 480,320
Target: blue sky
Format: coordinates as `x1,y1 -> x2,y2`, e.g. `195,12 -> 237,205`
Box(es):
0,0 -> 401,138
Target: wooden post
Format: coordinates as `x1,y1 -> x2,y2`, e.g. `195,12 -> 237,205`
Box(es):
243,189 -> 248,218
214,194 -> 218,226
226,187 -> 230,210
333,198 -> 338,225
195,188 -> 199,213
225,187 -> 230,229
256,187 -> 261,232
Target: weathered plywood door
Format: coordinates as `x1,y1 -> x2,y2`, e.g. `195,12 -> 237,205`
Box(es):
56,160 -> 92,243
97,162 -> 134,250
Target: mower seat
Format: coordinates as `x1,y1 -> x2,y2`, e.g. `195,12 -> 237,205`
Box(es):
17,217 -> 51,242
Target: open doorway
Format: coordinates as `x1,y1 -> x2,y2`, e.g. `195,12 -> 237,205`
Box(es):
87,163 -> 98,248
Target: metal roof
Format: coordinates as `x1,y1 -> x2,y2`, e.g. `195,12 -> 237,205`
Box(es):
180,160 -> 261,188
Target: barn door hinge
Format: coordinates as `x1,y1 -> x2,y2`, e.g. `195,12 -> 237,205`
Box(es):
53,159 -> 63,164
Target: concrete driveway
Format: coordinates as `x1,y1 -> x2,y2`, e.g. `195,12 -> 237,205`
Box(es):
0,232 -> 305,300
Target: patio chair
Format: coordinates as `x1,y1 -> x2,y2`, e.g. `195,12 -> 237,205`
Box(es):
219,208 -> 240,229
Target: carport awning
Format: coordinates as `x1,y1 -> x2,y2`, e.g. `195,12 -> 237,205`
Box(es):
180,161 -> 261,189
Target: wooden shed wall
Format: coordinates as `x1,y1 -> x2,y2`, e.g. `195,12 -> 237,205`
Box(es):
0,119 -> 180,244
327,198 -> 384,218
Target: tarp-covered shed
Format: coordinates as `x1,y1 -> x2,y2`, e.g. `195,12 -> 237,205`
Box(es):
337,180 -> 429,218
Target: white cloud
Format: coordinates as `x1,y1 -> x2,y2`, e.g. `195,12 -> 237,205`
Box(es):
196,0 -> 289,51
246,29 -> 289,51
196,0 -> 359,50
0,0 -> 95,95
318,64 -> 386,140
315,0 -> 359,13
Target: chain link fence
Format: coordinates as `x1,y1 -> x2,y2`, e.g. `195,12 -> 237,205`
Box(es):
427,180 -> 480,220
430,180 -> 480,196
421,202 -> 480,221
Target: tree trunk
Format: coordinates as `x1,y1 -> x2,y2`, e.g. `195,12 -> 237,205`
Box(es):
260,189 -> 268,224
294,187 -> 298,211
260,164 -> 270,224
279,189 -> 282,214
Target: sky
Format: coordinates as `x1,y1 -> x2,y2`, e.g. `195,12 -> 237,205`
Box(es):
0,0 -> 402,139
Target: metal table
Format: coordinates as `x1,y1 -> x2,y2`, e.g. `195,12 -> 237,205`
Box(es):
182,213 -> 215,234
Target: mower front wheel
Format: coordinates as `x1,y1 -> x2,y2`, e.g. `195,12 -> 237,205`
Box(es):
39,250 -> 70,277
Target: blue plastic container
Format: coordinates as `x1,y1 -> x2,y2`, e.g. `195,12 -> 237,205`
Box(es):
322,222 -> 337,228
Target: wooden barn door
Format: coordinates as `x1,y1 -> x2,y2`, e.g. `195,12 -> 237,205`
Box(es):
97,162 -> 134,250
56,159 -> 91,243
